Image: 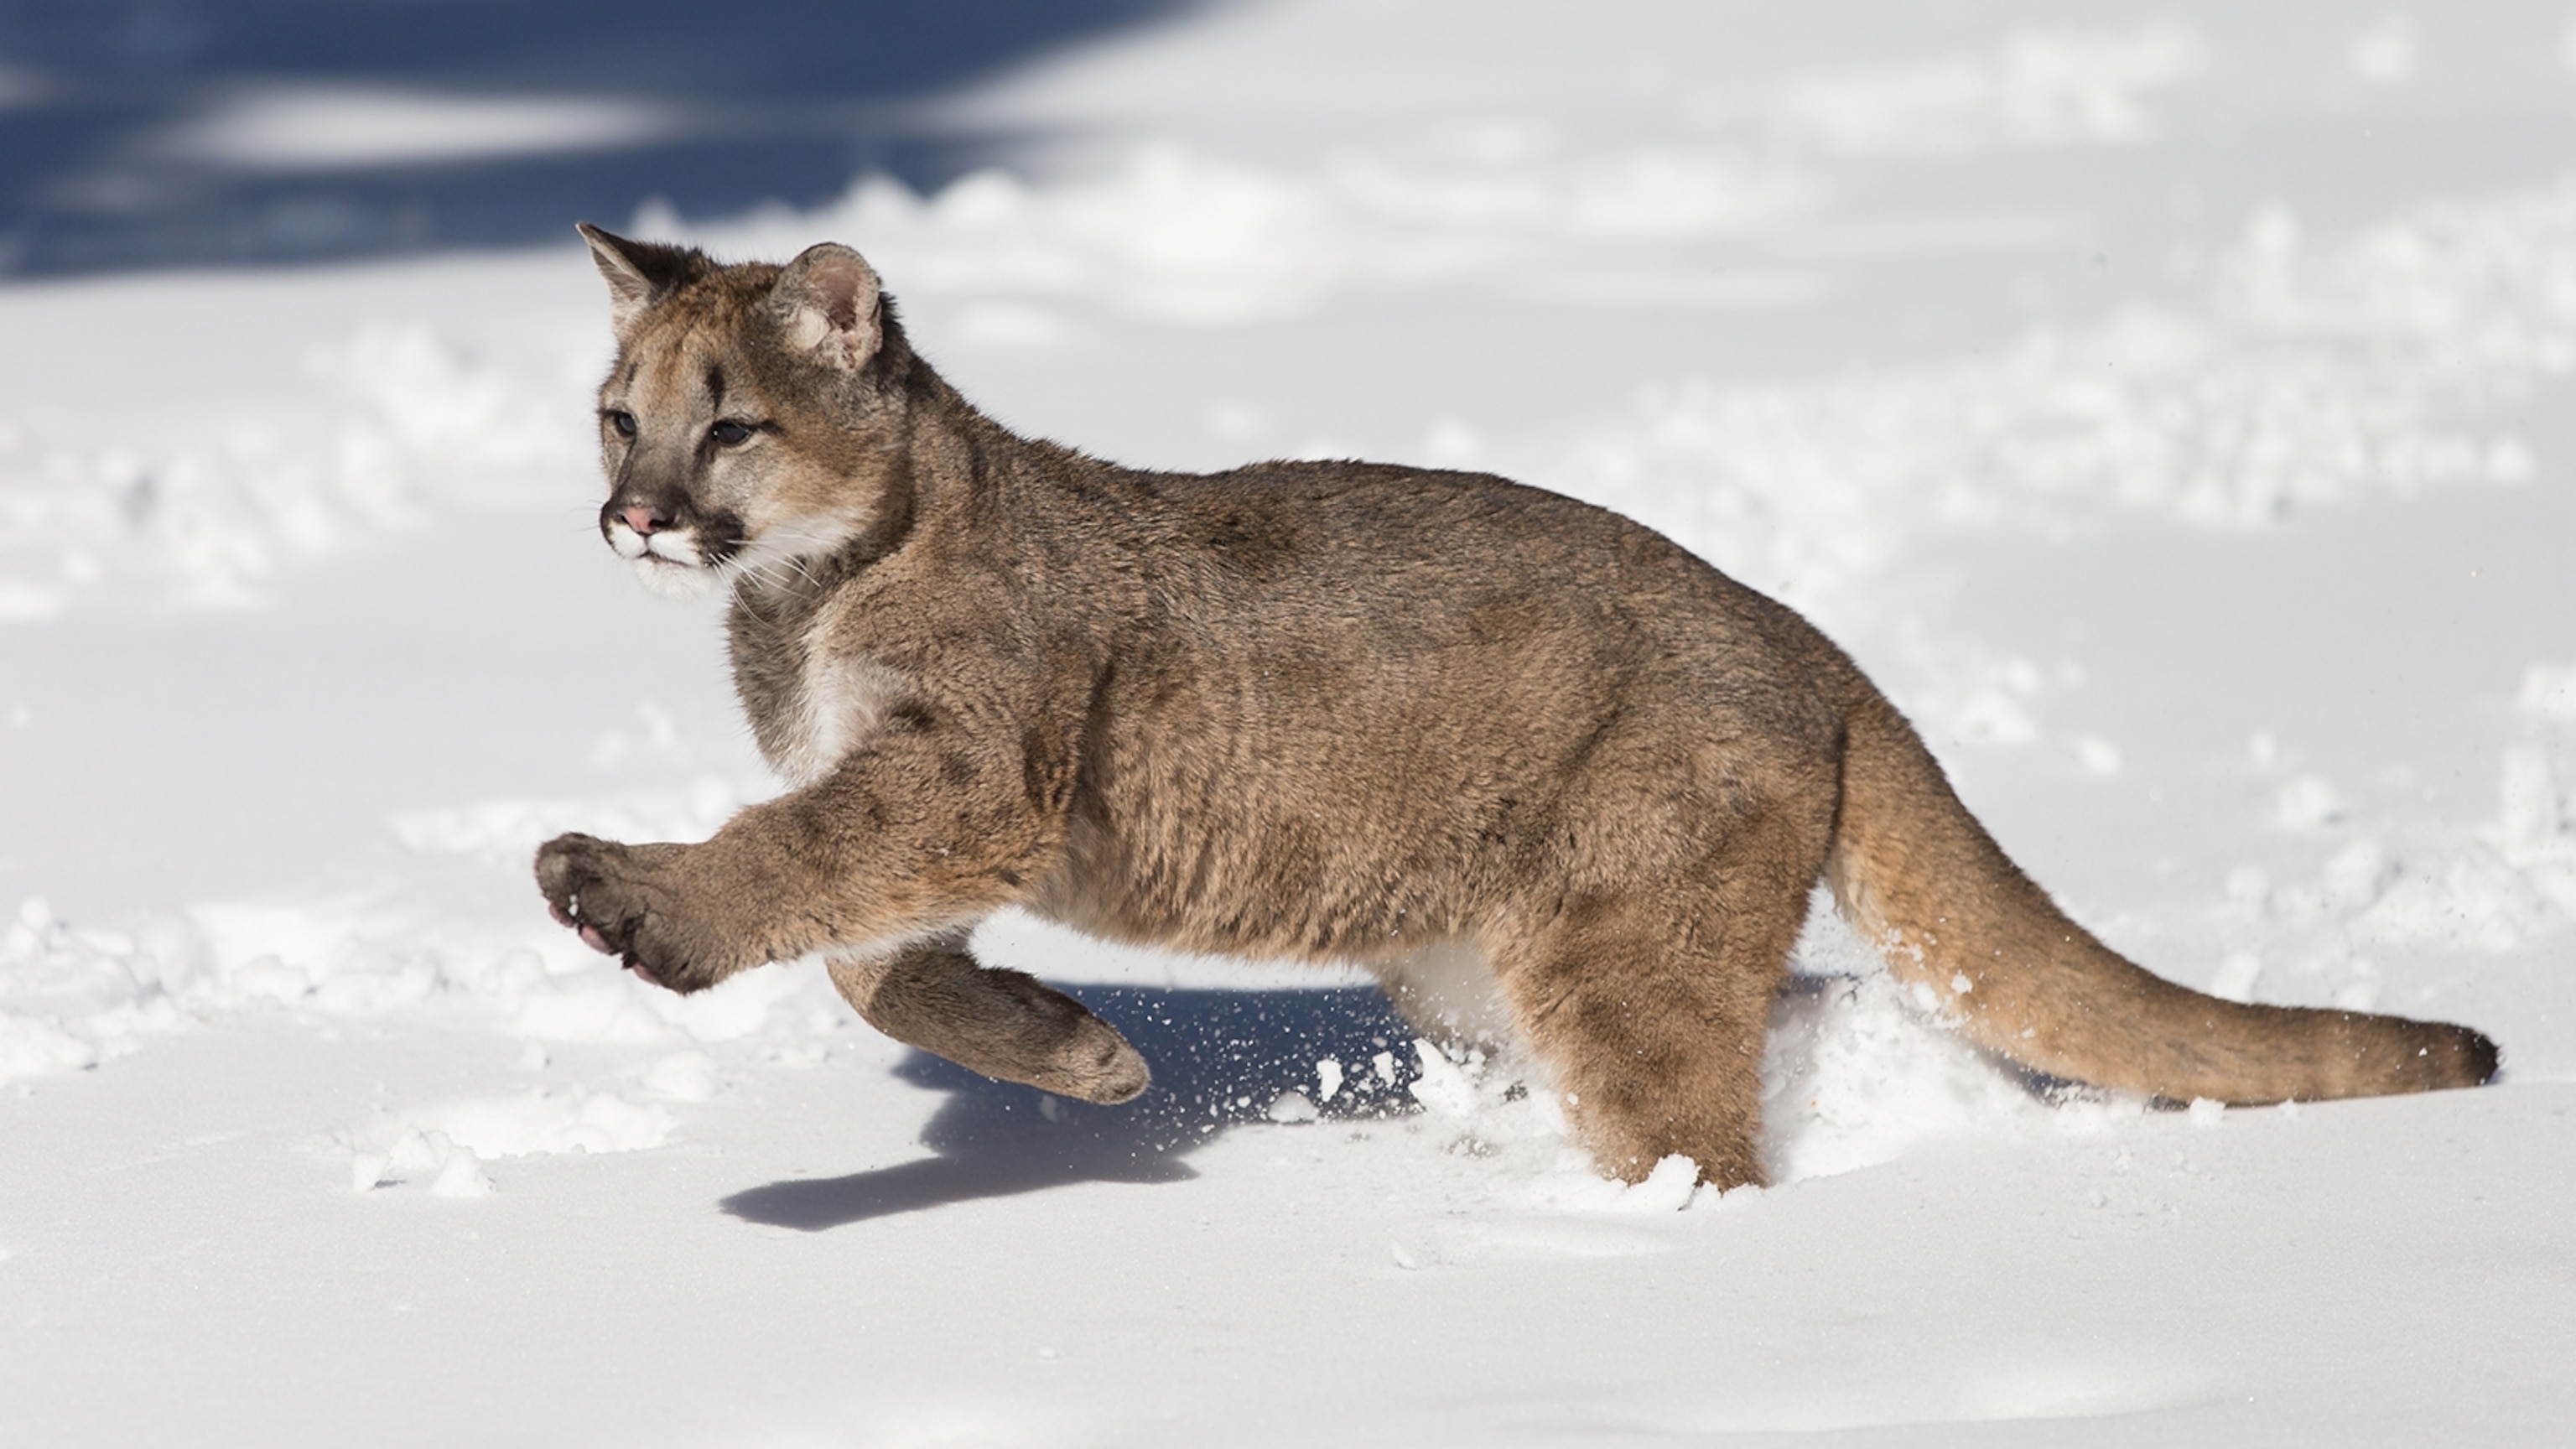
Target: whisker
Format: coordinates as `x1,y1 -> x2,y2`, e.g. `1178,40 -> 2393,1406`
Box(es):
727,536 -> 830,597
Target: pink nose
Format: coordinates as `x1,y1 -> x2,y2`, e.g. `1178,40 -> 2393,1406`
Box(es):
622,504 -> 670,535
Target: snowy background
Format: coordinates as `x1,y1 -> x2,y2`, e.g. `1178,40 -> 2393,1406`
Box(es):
5,1 -> 2575,1442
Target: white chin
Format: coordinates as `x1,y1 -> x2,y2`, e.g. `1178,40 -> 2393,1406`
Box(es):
634,555 -> 719,600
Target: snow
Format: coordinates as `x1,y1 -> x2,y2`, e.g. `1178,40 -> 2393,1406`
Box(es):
168,88 -> 677,172
7,1 -> 2576,1443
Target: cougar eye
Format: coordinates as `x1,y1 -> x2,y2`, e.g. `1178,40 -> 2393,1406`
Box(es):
604,409 -> 637,439
709,419 -> 756,448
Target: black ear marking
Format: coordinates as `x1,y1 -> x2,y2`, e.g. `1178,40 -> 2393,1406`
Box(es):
577,222 -> 713,332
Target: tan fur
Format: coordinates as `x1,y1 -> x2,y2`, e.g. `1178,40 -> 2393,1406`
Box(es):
536,227 -> 2501,1187
826,939 -> 1148,1104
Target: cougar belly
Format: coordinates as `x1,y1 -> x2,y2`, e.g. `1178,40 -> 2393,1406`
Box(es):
1363,936 -> 1515,1052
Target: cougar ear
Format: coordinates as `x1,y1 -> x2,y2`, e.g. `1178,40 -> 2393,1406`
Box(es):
769,242 -> 883,371
577,222 -> 704,335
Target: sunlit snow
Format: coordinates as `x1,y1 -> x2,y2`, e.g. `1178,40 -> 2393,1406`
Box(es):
5,3 -> 2574,1444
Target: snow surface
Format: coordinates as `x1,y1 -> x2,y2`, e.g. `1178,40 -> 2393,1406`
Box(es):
6,2 -> 2576,1443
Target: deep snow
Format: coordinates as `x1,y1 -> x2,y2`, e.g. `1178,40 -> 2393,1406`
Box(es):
5,3 -> 2575,1444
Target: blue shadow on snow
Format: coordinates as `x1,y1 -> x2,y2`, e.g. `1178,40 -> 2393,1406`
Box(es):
719,984 -> 1433,1230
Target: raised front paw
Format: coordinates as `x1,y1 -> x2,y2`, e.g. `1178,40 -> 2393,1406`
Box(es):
533,832 -> 760,992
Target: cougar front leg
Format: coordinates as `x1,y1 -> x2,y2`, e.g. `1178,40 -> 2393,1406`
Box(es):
829,938 -> 1150,1104
535,709 -> 1069,992
536,833 -> 783,991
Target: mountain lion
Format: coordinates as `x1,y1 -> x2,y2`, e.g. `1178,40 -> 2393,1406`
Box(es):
535,225 -> 2499,1188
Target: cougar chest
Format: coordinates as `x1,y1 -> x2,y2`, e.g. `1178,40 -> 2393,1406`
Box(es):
760,620 -> 906,790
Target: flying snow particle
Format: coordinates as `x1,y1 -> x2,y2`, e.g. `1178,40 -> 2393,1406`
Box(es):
1266,1090 -> 1319,1124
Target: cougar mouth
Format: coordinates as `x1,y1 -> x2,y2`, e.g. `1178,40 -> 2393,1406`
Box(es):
605,515 -> 738,600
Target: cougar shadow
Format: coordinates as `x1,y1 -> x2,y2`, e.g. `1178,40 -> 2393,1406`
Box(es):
720,982 -> 1427,1230
716,970 -> 2080,1229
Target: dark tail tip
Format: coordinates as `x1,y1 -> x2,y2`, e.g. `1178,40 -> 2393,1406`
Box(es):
2415,1021 -> 2503,1090
2461,1027 -> 2503,1087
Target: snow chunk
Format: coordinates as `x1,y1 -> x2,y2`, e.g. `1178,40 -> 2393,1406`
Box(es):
1524,1153 -> 1705,1214
351,1089 -> 678,1193
351,1125 -> 491,1197
0,1014 -> 100,1082
1625,1154 -> 1704,1212
1407,1039 -> 1482,1119
1265,1090 -> 1318,1124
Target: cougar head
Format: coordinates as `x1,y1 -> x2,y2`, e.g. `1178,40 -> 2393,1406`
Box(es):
577,222 -> 913,600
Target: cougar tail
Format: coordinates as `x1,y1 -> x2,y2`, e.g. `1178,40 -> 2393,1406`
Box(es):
1818,664 -> 2500,1103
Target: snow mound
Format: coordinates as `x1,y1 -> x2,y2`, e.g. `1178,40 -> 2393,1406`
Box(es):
2213,665 -> 2576,988
346,1088 -> 678,1196
1775,24 -> 2204,154
1,896 -> 203,1083
651,23 -> 2211,334
1545,184 -> 2576,625
1758,898 -> 2159,1184
0,888 -> 839,1085
0,322 -> 588,617
646,136 -> 1814,332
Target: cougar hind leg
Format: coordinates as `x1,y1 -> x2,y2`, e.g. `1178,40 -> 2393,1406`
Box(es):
827,937 -> 1150,1104
1490,804 -> 1832,1190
